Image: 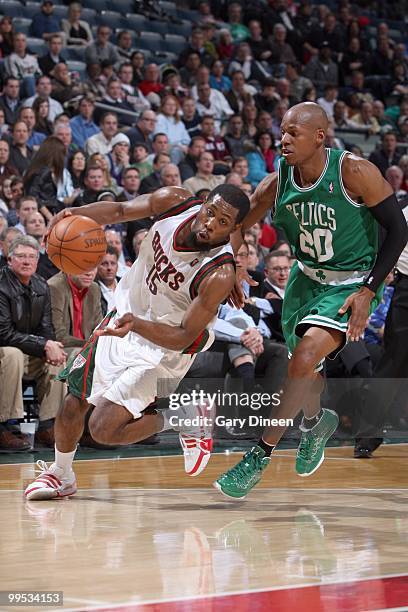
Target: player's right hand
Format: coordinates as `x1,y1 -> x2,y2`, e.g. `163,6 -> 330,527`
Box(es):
43,208 -> 73,246
95,313 -> 136,338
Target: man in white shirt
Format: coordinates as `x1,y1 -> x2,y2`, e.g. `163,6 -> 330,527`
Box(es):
4,33 -> 41,97
194,82 -> 233,134
85,112 -> 119,156
23,75 -> 63,121
96,245 -> 120,316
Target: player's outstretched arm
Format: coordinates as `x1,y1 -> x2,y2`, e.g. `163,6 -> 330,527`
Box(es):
46,187 -> 194,231
96,265 -> 236,351
339,156 -> 408,341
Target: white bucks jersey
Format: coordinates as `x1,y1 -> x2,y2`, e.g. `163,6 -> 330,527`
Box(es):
113,196 -> 235,354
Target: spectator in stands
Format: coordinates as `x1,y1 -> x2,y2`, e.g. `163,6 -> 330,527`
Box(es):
341,37 -> 370,78
105,229 -> 128,277
14,196 -> 38,234
72,164 -> 105,207
53,121 -> 77,160
0,16 -> 14,57
304,41 -> 339,95
4,34 -> 41,98
9,121 -> 33,177
245,140 -> 268,189
268,23 -> 297,69
224,114 -> 247,158
317,84 -> 338,119
147,133 -> 170,163
178,27 -> 213,69
94,77 -> 137,128
350,101 -> 381,134
179,52 -> 202,89
131,51 -> 146,85
161,67 -> 189,102
248,19 -> 272,63
118,63 -> 150,115
139,153 -> 170,194
131,143 -> 153,180
48,268 -> 102,356
85,26 -> 120,68
61,2 -> 93,46
341,70 -> 374,108
116,166 -> 140,202
32,96 -> 53,136
38,34 -> 66,77
69,96 -> 99,150
85,112 -> 119,157
262,251 -> 290,298
116,31 -> 135,61
231,157 -> 249,182
0,77 -> 21,127
96,246 -> 120,316
154,95 -> 191,163
209,60 -> 232,94
67,150 -> 85,190
399,155 -> 408,192
178,136 -> 206,182
30,0 -> 63,42
242,103 -> 259,139
24,75 -> 63,121
325,126 -> 345,151
227,2 -> 249,43
285,62 -> 312,105
228,42 -> 270,86
256,131 -> 276,173
180,97 -> 201,139
108,133 -> 131,185
225,70 -> 257,115
0,140 -> 18,186
182,151 -> 224,194
199,115 -> 230,164
126,110 -> 156,153
88,152 -> 119,194
371,36 -> 394,77
24,210 -> 59,280
372,100 -> 396,133
18,107 -> 45,149
369,131 -> 401,176
24,136 -> 66,220
194,81 -> 234,133
333,100 -> 353,129
390,62 -> 408,97
0,226 -> 22,268
0,235 -> 66,450
8,178 -> 24,223
385,165 -> 407,201
224,172 -> 243,187
138,64 -> 164,106
160,163 -> 182,188
50,63 -> 85,106
308,12 -> 344,60
397,115 -> 408,143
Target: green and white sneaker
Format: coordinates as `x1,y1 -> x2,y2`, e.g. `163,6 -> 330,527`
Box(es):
296,408 -> 339,477
213,446 -> 270,499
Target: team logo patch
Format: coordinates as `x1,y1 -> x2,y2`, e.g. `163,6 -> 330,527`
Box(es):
329,181 -> 334,193
70,354 -> 86,372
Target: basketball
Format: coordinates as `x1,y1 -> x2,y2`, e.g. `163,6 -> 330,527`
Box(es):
47,215 -> 107,275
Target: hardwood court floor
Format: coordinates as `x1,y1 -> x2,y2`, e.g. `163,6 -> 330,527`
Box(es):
0,445 -> 407,612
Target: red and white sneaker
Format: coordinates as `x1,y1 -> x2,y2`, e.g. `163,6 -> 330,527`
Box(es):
24,460 -> 77,501
179,435 -> 213,476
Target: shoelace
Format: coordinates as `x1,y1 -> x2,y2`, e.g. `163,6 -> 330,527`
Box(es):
298,435 -> 319,461
230,453 -> 262,483
35,459 -> 50,474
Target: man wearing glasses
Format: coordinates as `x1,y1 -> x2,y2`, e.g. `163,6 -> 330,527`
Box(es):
127,110 -> 157,153
0,236 -> 66,451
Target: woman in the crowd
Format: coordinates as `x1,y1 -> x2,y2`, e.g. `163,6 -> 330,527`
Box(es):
209,59 -> 232,94
242,103 -> 258,139
131,51 -> 146,85
33,97 -> 53,136
0,16 -> 15,57
61,2 -> 93,46
256,131 -> 276,173
88,152 -> 120,194
67,149 -> 87,189
23,136 -> 66,221
154,94 -> 191,163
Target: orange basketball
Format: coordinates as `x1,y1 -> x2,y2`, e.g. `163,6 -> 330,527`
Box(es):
47,215 -> 107,275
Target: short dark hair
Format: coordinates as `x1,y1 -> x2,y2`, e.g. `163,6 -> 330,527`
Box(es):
105,244 -> 119,259
153,153 -> 170,164
4,76 -> 19,86
207,184 -> 250,224
153,132 -> 168,142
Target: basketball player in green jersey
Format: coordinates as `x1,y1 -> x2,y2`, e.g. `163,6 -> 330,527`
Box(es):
215,102 -> 408,499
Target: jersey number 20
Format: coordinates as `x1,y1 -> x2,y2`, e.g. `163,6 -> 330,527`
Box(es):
299,227 -> 334,262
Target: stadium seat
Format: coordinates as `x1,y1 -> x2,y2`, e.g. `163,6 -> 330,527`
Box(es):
172,20 -> 192,38
176,8 -> 200,22
97,11 -> 127,30
136,32 -> 163,53
67,60 -> 87,79
0,0 -> 23,17
124,14 -> 148,33
12,17 -> 31,35
147,20 -> 169,36
162,34 -> 187,55
26,37 -> 47,56
23,2 -> 41,19
83,0 -> 109,11
63,46 -> 86,61
51,5 -> 68,19
108,0 -> 133,15
158,1 -> 177,17
80,8 -> 97,22
154,50 -> 178,65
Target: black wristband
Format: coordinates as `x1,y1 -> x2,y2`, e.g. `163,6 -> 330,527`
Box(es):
364,193 -> 408,293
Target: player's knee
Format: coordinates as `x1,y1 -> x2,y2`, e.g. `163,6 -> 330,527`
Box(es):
289,344 -> 319,378
60,394 -> 89,422
88,408 -> 116,444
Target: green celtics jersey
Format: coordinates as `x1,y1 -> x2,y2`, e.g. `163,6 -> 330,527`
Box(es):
273,148 -> 378,271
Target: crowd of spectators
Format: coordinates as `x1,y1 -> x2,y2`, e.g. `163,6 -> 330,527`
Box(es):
0,0 -> 407,450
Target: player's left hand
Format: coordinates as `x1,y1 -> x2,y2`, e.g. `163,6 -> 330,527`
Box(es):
95,313 -> 137,338
338,287 -> 375,342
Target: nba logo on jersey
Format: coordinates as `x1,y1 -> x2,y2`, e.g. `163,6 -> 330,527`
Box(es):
329,181 -> 334,193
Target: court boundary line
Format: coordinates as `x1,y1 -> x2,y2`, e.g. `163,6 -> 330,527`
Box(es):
1,487 -> 407,493
59,571 -> 408,611
1,442 -> 407,467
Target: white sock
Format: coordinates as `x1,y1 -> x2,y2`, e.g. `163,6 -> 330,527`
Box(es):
54,445 -> 77,475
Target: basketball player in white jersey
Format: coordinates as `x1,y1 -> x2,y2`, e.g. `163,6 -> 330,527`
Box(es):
25,184 -> 250,500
